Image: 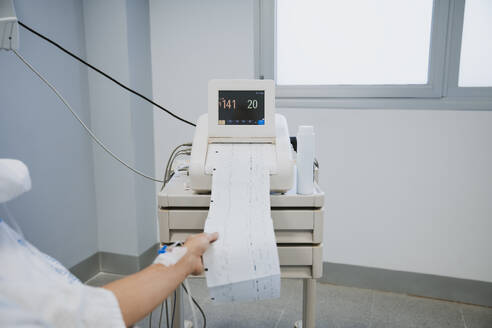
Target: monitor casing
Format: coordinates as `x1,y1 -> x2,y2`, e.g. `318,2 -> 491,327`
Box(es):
189,79 -> 294,193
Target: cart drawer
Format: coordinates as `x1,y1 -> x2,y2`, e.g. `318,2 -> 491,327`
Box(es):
158,209 -> 323,244
182,245 -> 323,279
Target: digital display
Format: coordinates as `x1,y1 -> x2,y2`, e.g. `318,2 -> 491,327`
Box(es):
218,90 -> 265,125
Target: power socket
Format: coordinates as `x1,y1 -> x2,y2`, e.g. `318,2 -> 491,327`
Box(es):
0,0 -> 19,51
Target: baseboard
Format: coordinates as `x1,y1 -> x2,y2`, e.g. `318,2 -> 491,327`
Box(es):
70,254 -> 492,308
99,251 -> 139,275
69,252 -> 100,282
320,262 -> 492,308
138,243 -> 161,269
69,243 -> 160,281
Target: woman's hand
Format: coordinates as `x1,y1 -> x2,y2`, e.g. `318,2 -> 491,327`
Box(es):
104,231 -> 219,326
183,232 -> 218,275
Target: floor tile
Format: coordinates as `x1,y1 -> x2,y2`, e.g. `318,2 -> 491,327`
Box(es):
87,273 -> 492,328
461,304 -> 492,328
183,278 -> 306,328
370,291 -> 463,328
368,320 -> 416,328
317,283 -> 374,327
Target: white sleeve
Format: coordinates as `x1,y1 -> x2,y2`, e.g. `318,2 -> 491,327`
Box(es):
0,295 -> 51,327
0,281 -> 126,328
0,221 -> 126,327
80,286 -> 126,328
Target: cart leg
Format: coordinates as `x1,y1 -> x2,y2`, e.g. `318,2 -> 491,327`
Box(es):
302,278 -> 317,328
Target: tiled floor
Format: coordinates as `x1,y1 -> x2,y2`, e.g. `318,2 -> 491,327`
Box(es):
87,274 -> 492,328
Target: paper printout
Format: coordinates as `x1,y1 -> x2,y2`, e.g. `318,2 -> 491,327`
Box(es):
203,143 -> 280,302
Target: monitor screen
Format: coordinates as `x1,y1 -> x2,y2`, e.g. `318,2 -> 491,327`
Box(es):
218,90 -> 265,125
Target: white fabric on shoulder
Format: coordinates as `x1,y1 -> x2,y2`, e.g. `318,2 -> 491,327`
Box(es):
0,159 -> 31,203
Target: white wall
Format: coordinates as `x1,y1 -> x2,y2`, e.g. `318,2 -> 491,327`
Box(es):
0,0 -> 98,268
150,0 -> 492,283
149,0 -> 256,177
282,108 -> 492,282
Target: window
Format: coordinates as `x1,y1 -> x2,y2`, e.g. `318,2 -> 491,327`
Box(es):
257,0 -> 492,108
458,0 -> 492,87
276,0 -> 433,86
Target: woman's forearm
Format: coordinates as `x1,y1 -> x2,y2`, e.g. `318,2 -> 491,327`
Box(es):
103,255 -> 194,327
102,232 -> 218,327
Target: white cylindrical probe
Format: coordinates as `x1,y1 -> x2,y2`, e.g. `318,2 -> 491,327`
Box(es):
296,125 -> 315,195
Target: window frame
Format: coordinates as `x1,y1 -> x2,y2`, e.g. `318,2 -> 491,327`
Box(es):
256,0 -> 492,109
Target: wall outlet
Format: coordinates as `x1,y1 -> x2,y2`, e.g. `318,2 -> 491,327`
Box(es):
0,0 -> 19,51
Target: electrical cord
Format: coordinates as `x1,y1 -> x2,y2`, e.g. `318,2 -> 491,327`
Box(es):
182,282 -> 207,328
161,143 -> 192,190
165,149 -> 191,183
150,295 -> 173,328
18,21 -> 196,127
184,279 -> 198,328
158,301 -> 164,328
13,23 -> 206,327
165,144 -> 192,176
170,290 -> 177,327
165,298 -> 170,328
165,150 -> 189,182
12,49 -> 165,183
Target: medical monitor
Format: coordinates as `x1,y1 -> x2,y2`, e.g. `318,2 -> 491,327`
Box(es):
208,79 -> 276,140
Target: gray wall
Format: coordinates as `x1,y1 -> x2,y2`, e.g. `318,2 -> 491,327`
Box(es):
0,0 -> 158,267
0,0 -> 97,268
126,0 -> 158,254
83,0 -> 157,256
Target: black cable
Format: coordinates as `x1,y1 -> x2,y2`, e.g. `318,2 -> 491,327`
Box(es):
17,21 -> 196,127
182,283 -> 207,328
170,290 -> 177,327
165,298 -> 170,328
158,302 -> 164,328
